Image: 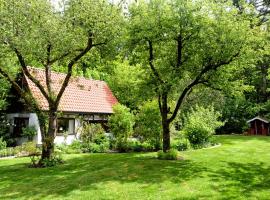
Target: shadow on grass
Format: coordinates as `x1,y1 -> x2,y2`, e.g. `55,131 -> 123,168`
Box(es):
0,153 -> 207,199
209,161 -> 270,199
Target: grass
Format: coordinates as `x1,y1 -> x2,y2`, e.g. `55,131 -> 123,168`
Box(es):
1,135 -> 270,200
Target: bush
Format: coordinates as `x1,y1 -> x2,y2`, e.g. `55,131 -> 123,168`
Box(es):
15,142 -> 40,157
79,123 -> 105,144
39,153 -> 64,167
55,143 -> 69,154
108,104 -> 135,151
81,141 -> 110,153
171,139 -> 190,151
67,140 -> 83,153
0,147 -> 15,158
0,137 -> 7,150
78,123 -> 109,153
157,149 -> 179,160
22,126 -> 37,140
183,105 -> 224,148
134,100 -> 162,150
129,140 -> 155,152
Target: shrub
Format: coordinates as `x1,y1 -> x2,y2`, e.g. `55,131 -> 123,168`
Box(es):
134,100 -> 162,150
15,142 -> 40,157
67,140 -> 83,153
39,153 -> 64,167
157,149 -> 179,160
108,104 -> 135,151
171,139 -> 190,151
183,105 -> 224,148
129,141 -> 155,152
78,123 -> 109,153
55,143 -> 69,154
0,147 -> 15,158
0,137 -> 7,150
22,126 -> 37,140
79,123 -> 105,144
80,142 -> 109,153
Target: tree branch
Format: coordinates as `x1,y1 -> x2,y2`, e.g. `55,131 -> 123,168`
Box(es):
147,40 -> 165,84
0,67 -> 24,97
45,44 -> 52,94
49,52 -> 72,65
168,50 -> 242,123
0,66 -> 42,112
13,48 -> 50,101
55,33 -> 94,107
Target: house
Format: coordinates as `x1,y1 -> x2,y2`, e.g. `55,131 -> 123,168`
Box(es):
247,116 -> 269,136
6,67 -> 118,145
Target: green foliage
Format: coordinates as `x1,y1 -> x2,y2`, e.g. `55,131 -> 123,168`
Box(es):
0,147 -> 15,158
0,0 -> 123,162
68,140 -> 83,153
81,142 -> 109,153
106,60 -> 153,109
171,139 -> 190,151
128,141 -> 155,152
110,140 -> 155,153
0,77 -> 10,110
135,100 -> 162,149
79,123 -> 105,144
78,123 -> 109,153
39,153 -> 64,168
0,141 -> 40,158
19,142 -> 39,156
183,105 -> 224,148
55,141 -> 83,154
0,114 -> 9,139
0,137 -> 7,151
109,104 -> 135,151
127,0 -> 260,151
22,126 -> 37,140
157,149 -> 179,160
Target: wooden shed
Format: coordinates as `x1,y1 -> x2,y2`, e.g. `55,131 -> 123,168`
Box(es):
247,116 -> 269,136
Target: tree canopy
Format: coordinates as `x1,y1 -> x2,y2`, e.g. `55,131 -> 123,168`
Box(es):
0,0 -> 122,162
127,0 -> 261,151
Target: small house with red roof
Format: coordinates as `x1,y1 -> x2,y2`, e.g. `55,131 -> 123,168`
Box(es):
6,67 -> 118,145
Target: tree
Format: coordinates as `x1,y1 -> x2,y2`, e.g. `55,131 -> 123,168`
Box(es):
108,104 -> 135,152
127,0 -> 258,152
135,100 -> 162,149
183,105 -> 224,148
0,0 -> 121,163
106,60 -> 153,109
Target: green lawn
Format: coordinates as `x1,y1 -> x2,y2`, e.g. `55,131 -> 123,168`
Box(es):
1,136 -> 270,200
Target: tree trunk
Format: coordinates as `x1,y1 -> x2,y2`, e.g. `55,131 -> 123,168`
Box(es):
162,117 -> 170,152
41,111 -> 57,160
160,92 -> 170,152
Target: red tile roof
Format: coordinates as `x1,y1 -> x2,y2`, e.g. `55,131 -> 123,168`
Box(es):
25,67 -> 118,114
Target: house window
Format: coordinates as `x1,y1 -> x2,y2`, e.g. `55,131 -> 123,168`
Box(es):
57,118 -> 75,136
13,117 -> 29,137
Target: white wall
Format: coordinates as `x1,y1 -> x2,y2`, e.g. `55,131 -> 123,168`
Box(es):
7,113 -> 81,145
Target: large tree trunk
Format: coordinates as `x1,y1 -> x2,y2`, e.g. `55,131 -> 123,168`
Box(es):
162,117 -> 170,152
41,111 -> 57,160
160,92 -> 171,152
